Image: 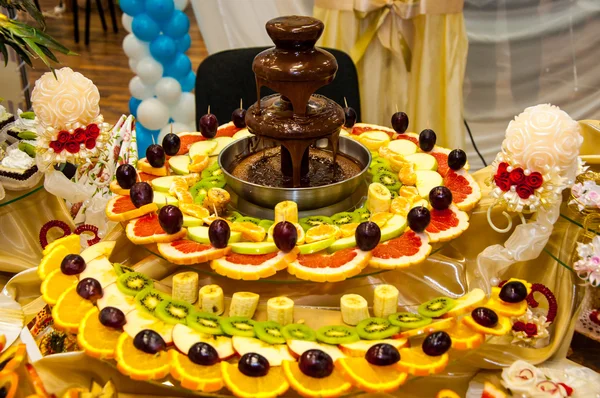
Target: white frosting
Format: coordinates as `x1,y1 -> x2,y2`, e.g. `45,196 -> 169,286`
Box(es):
0,104 -> 8,119
13,109 -> 37,130
1,146 -> 35,169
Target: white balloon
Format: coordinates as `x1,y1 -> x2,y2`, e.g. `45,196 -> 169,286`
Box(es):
137,97 -> 171,130
122,14 -> 133,33
170,92 -> 195,125
128,58 -> 138,74
174,0 -> 188,11
129,76 -> 155,100
136,57 -> 164,85
155,77 -> 182,105
123,34 -> 150,60
158,122 -> 192,143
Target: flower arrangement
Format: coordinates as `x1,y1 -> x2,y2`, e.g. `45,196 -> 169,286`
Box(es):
501,361 -> 574,397
574,235 -> 600,286
569,172 -> 600,212
511,309 -> 550,348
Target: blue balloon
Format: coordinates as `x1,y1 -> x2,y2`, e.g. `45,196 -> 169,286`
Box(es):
136,122 -> 160,155
163,10 -> 189,39
175,34 -> 191,53
150,35 -> 177,63
129,97 -> 142,117
132,14 -> 160,42
164,53 -> 191,79
145,0 -> 174,22
120,0 -> 144,16
180,71 -> 196,92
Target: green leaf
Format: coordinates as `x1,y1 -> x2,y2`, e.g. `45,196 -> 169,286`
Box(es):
38,44 -> 59,63
0,40 -> 8,66
22,37 -> 52,69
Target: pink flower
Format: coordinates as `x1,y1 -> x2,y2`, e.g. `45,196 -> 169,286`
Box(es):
592,256 -> 600,265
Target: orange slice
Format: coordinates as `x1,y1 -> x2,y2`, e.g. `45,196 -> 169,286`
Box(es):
42,234 -> 81,256
221,362 -> 289,398
436,389 -> 461,398
0,344 -> 27,372
395,347 -> 449,376
52,285 -> 95,333
390,197 -> 411,217
443,170 -> 481,212
0,371 -> 18,398
397,317 -> 455,339
169,350 -> 223,392
137,158 -> 168,176
180,203 -> 210,219
445,322 -> 485,350
158,239 -> 230,265
287,248 -> 371,283
230,222 -> 266,242
305,224 -> 341,244
169,177 -> 194,204
77,307 -> 122,359
40,268 -> 78,305
38,244 -> 71,280
339,223 -> 359,238
282,360 -> 352,398
109,179 -> 129,196
189,155 -> 210,173
462,312 -> 512,336
0,334 -> 5,352
442,289 -> 486,318
398,186 -> 420,202
125,213 -> 187,245
106,195 -> 158,222
425,205 -> 469,243
212,248 -> 298,280
337,357 -> 407,393
370,212 -> 394,228
485,287 -> 527,317
115,332 -> 170,381
398,163 -> 417,186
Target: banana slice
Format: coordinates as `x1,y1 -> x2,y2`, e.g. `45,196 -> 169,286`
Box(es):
229,292 -> 259,318
274,201 -> 299,223
199,284 -> 224,315
373,285 -> 399,318
340,294 -> 369,326
267,296 -> 294,325
203,188 -> 231,216
172,272 -> 199,304
366,183 -> 392,213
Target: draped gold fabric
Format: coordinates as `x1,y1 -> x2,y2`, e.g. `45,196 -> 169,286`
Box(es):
314,0 -> 468,150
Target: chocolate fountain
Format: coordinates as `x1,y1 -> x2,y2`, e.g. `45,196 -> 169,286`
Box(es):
219,16 -> 370,213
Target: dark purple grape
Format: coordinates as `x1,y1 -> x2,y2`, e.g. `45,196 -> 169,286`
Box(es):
448,149 -> 467,171
188,342 -> 219,366
419,129 -> 437,152
407,206 -> 430,233
200,113 -> 218,138
238,353 -> 269,377
232,108 -> 247,128
391,112 -> 409,134
299,349 -> 333,378
422,331 -> 451,356
365,343 -> 400,366
158,205 -> 183,234
116,164 -> 137,189
146,144 -> 166,168
499,282 -> 527,303
355,221 -> 381,251
60,254 -> 86,275
99,306 -> 126,329
162,133 -> 181,156
209,219 -> 230,249
273,221 -> 297,252
429,186 -> 453,210
344,107 -> 357,128
471,307 -> 498,328
133,329 -> 166,354
130,182 -> 153,208
76,278 -> 103,301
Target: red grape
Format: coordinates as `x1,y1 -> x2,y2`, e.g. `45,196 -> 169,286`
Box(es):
162,133 -> 181,156
419,129 -> 437,152
429,186 -> 452,210
273,221 -> 297,252
146,144 -> 166,168
343,107 -> 357,128
499,281 -> 527,303
422,331 -> 451,356
407,206 -> 430,232
61,254 -> 86,275
448,149 -> 467,170
200,113 -> 218,138
158,205 -> 183,234
76,278 -> 103,301
299,349 -> 333,378
391,112 -> 409,134
116,164 -> 137,189
209,219 -> 230,248
365,343 -> 400,366
130,182 -> 153,208
238,353 -> 269,377
133,329 -> 166,354
232,108 -> 246,128
472,307 -> 498,327
99,306 -> 126,329
355,221 -> 381,251
188,342 -> 219,365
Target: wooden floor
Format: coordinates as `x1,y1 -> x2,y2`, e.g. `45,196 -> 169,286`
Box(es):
27,0 -> 207,124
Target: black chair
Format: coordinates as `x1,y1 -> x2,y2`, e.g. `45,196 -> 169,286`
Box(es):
72,0 -> 119,45
195,47 -> 360,130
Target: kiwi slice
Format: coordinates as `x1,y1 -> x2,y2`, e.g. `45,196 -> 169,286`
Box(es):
219,316 -> 256,337
202,175 -> 226,189
390,191 -> 398,199
370,158 -> 391,171
330,211 -> 360,226
201,162 -> 224,179
113,263 -> 135,276
370,151 -> 380,160
258,219 -> 274,231
299,215 -> 333,232
369,164 -> 393,176
235,216 -> 261,225
254,321 -> 286,344
316,325 -> 359,345
116,272 -> 153,296
194,192 -> 207,205
388,312 -> 432,329
135,288 -> 168,314
281,324 -> 317,342
356,317 -> 400,340
155,298 -> 194,325
417,297 -> 456,318
373,171 -> 401,192
226,211 -> 243,222
187,311 -> 224,335
353,207 -> 371,222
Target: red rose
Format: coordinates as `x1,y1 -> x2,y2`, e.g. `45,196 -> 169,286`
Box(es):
85,138 -> 96,150
516,183 -> 534,199
512,321 -> 526,332
86,124 -> 100,139
526,171 -> 543,189
557,383 -> 573,396
494,172 -> 511,192
57,130 -> 70,143
524,323 -> 537,337
509,168 -> 525,185
49,141 -> 64,153
74,128 -> 86,143
65,141 -> 80,154
497,162 -> 509,174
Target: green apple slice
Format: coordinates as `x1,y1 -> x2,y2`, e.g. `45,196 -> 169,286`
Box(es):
380,214 -> 407,242
327,236 -> 356,253
405,153 -> 438,171
188,226 -> 242,244
232,129 -> 254,140
151,176 -> 177,193
230,241 -> 278,255
387,140 -> 417,156
189,140 -> 218,159
169,155 -> 191,175
153,191 -> 178,208
298,237 -> 335,254
210,137 -> 235,156
415,170 -> 444,198
183,215 -> 203,228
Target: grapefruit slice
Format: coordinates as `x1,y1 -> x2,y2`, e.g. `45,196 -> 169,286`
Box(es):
106,195 -> 158,222
443,170 -> 481,212
177,132 -> 206,155
394,132 -> 419,145
430,147 -> 471,177
351,123 -> 395,137
125,213 -> 187,245
157,239 -> 231,265
287,248 -> 371,282
212,248 -> 298,280
369,231 -> 431,269
425,205 -> 469,243
216,121 -> 243,138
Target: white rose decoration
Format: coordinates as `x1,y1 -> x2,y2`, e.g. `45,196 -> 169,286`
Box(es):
501,360 -> 542,395
31,67 -> 100,130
